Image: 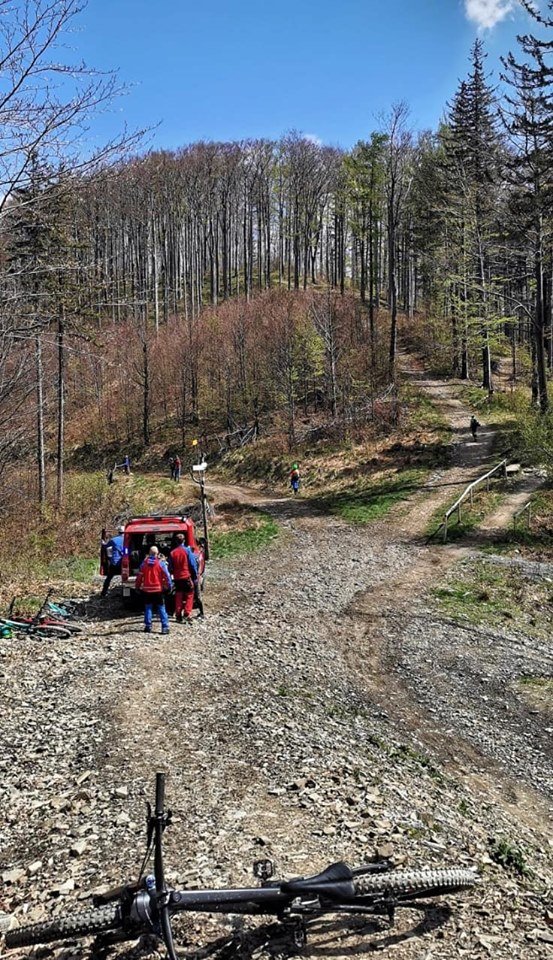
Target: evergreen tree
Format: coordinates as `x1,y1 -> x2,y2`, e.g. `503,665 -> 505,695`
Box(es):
502,1 -> 552,412
440,40 -> 504,390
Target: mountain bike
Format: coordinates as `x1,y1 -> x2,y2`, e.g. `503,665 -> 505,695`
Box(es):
3,589 -> 83,639
0,615 -> 72,640
45,598 -> 87,621
4,774 -> 479,956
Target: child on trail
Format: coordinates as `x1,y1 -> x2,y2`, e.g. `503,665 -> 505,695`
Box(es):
470,415 -> 480,441
290,463 -> 301,495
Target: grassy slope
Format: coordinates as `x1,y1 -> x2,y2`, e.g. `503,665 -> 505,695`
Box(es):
209,507 -> 279,559
216,383 -> 451,525
432,557 -> 553,643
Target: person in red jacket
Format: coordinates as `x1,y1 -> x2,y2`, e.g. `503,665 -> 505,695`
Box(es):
136,546 -> 172,634
169,533 -> 198,623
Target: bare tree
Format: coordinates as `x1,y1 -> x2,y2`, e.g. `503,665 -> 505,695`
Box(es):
383,103 -> 413,380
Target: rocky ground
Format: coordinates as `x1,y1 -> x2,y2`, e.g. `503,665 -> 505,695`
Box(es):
0,369 -> 552,960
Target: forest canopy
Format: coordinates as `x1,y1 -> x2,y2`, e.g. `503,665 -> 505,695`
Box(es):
0,0 -> 552,511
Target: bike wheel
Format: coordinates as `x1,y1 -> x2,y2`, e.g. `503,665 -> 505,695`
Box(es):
30,624 -> 72,640
50,621 -> 84,634
5,903 -> 122,948
353,867 -> 478,899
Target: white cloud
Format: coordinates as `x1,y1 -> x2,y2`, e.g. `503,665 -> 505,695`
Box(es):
304,133 -> 323,146
464,0 -> 515,29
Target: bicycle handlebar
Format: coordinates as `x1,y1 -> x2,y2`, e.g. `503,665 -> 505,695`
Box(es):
155,772 -> 165,816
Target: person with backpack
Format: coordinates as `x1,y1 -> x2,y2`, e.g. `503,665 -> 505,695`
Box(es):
173,454 -> 182,482
470,415 -> 481,441
135,545 -> 172,634
168,533 -> 198,624
100,525 -> 125,598
290,463 -> 301,494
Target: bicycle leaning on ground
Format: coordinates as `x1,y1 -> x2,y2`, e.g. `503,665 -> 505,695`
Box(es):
4,774 -> 479,956
0,590 -> 85,640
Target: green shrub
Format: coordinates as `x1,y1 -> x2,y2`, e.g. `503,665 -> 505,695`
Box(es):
489,837 -> 529,876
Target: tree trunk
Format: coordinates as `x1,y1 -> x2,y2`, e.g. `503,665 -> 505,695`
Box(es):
388,212 -> 398,379
535,221 -> 549,413
143,339 -> 150,445
478,241 -> 493,393
36,334 -> 46,507
56,305 -> 65,507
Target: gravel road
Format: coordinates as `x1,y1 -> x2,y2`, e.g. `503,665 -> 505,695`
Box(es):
0,371 -> 552,960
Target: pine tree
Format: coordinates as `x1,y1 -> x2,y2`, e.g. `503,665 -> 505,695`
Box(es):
440,41 -> 504,391
502,1 -> 552,412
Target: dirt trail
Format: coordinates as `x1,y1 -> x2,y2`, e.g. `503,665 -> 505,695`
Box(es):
204,362 -> 552,820
209,361 -> 551,818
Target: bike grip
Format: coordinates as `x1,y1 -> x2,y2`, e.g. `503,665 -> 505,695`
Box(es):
155,773 -> 165,815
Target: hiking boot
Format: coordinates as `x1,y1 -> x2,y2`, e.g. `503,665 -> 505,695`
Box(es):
176,613 -> 183,623
144,626 -> 152,633
162,627 -> 170,635
184,617 -> 193,626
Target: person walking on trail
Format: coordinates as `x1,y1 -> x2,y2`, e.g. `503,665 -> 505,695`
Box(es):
173,454 -> 182,482
169,534 -> 198,623
470,415 -> 481,441
100,525 -> 125,598
168,456 -> 175,479
136,546 -> 172,634
290,463 -> 301,495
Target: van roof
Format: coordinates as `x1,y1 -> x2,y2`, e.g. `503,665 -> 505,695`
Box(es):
124,515 -> 191,532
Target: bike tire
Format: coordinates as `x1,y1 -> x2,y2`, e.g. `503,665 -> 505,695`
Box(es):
50,621 -> 84,634
353,867 -> 478,899
29,624 -> 72,640
5,903 -> 122,948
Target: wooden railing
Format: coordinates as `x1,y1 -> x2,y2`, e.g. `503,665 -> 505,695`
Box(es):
439,459 -> 508,543
513,500 -> 533,531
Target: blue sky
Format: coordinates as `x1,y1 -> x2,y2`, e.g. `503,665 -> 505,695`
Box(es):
72,0 -> 537,150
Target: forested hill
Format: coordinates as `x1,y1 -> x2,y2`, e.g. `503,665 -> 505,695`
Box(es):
0,4 -> 552,522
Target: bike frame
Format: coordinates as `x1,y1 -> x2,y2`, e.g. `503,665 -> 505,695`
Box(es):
101,774 -> 409,958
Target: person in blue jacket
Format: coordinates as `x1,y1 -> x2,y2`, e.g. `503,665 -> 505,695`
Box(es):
101,525 -> 125,598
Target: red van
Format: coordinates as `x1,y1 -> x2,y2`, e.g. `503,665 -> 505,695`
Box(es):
114,515 -> 205,604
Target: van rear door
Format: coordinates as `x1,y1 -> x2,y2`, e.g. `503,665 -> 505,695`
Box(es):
100,527 -> 108,575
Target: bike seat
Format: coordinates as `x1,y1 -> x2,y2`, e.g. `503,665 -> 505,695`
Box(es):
281,861 -> 355,900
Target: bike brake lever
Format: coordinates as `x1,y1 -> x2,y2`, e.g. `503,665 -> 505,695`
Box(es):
93,882 -> 140,907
